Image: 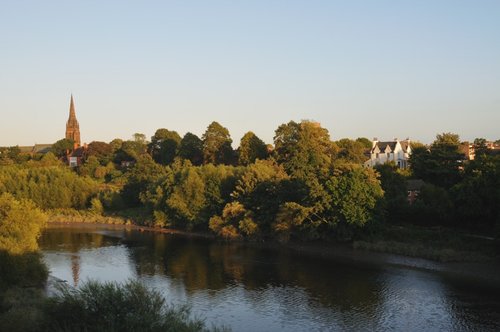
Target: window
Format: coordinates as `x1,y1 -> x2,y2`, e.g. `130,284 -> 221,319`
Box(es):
69,157 -> 78,167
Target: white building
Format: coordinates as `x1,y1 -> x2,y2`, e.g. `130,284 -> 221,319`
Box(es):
364,138 -> 412,169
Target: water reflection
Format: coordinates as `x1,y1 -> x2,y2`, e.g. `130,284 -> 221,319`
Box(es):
40,225 -> 500,332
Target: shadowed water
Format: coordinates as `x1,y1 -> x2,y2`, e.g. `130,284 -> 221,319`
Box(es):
39,225 -> 500,332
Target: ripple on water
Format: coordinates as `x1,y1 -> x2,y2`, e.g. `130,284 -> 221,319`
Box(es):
39,227 -> 500,332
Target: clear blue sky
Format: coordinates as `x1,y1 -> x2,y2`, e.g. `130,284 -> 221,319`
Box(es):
1,0 -> 499,146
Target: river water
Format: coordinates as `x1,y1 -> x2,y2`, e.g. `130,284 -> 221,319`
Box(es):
39,224 -> 500,332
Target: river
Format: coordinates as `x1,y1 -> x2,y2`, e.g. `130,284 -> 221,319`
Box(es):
39,224 -> 500,332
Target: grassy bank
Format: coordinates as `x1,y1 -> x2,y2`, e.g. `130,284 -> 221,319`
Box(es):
47,207 -> 152,226
353,225 -> 499,262
47,208 -> 499,263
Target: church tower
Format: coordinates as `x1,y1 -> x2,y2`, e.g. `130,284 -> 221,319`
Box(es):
65,94 -> 81,147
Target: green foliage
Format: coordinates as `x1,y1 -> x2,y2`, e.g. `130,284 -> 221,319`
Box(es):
86,141 -> 113,165
51,138 -> 75,158
409,184 -> 453,226
238,131 -> 268,165
335,138 -> 368,163
231,160 -> 304,232
0,165 -> 100,209
39,152 -> 62,167
144,163 -> 241,231
355,137 -> 372,149
209,202 -> 248,239
79,155 -> 100,177
274,120 -> 335,179
410,133 -> 464,188
451,153 -> 500,229
121,155 -> 167,206
114,139 -> 148,163
0,252 -> 48,290
178,132 -> 204,166
374,163 -> 409,223
89,197 -> 104,215
325,166 -> 384,227
150,128 -> 182,165
202,121 -> 234,165
0,193 -> 47,254
44,280 -> 220,332
273,202 -> 311,242
0,146 -> 23,164
166,168 -> 206,229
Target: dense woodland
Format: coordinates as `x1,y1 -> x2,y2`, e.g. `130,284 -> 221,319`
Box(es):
1,120 -> 499,241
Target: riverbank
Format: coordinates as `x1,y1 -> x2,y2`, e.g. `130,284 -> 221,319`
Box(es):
45,222 -> 500,288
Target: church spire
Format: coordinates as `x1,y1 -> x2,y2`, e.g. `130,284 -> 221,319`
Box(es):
69,94 -> 76,119
66,94 -> 81,147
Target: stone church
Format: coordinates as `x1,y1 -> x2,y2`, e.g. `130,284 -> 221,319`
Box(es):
66,94 -> 81,148
65,95 -> 86,167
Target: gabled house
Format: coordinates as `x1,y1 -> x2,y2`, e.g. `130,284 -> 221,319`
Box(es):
364,138 -> 412,169
67,145 -> 87,167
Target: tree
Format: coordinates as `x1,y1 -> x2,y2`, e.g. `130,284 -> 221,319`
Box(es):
51,138 -> 75,158
238,131 -> 268,165
121,155 -> 167,206
166,168 -> 206,229
202,121 -> 234,165
178,132 -> 203,166
335,138 -> 368,164
209,202 -> 257,239
273,120 -> 335,179
325,166 -> 384,227
87,141 -> 113,165
114,140 -> 148,163
149,129 -> 181,165
410,133 -> 464,188
133,133 -> 147,144
374,163 -> 409,223
109,138 -> 124,152
356,137 -> 372,149
0,193 -> 48,254
452,152 -> 500,229
473,138 -> 489,159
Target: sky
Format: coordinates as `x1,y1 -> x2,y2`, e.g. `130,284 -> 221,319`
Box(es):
1,0 -> 499,146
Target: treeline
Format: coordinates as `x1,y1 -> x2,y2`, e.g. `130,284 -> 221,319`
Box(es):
382,134 -> 500,231
115,121 -> 383,240
0,159 -> 100,210
1,121 -> 499,239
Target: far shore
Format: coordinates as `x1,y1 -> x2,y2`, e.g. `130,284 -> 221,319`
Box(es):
44,221 -> 500,288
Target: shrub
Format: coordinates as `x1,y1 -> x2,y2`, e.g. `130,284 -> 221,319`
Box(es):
45,280 -> 221,332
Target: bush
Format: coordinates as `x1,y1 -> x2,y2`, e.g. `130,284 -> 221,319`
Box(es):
0,251 -> 48,290
0,193 -> 48,254
45,280 -> 223,332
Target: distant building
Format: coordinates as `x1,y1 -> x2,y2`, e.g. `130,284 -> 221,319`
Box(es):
407,179 -> 425,205
460,141 -> 500,160
364,138 -> 412,169
66,94 -> 81,148
18,144 -> 53,156
459,142 -> 475,160
64,95 -> 87,167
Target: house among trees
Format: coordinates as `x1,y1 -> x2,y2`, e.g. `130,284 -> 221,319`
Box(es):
364,138 -> 412,169
406,179 -> 425,204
